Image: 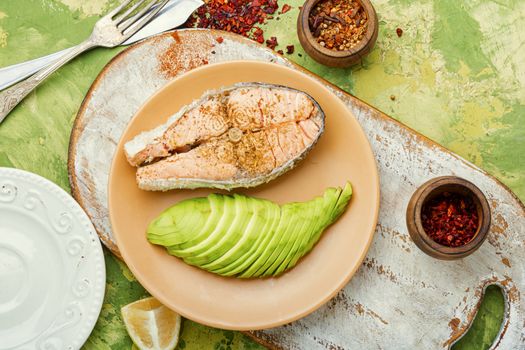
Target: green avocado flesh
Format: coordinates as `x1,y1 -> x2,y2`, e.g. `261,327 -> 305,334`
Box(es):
147,182 -> 353,278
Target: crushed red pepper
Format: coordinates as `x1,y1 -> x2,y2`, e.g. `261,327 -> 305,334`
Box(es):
396,27 -> 403,37
286,44 -> 294,54
421,192 -> 479,247
266,36 -> 278,49
253,27 -> 265,43
184,0 -> 280,44
281,4 -> 291,14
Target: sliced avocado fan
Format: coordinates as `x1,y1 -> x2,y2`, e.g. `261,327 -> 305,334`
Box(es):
147,182 -> 353,278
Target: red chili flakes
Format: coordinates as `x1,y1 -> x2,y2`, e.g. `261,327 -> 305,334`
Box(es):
286,45 -> 294,54
216,36 -> 224,44
421,192 -> 479,247
253,27 -> 265,43
184,0 -> 279,43
281,4 -> 291,14
266,36 -> 278,49
396,27 -> 403,37
277,49 -> 284,55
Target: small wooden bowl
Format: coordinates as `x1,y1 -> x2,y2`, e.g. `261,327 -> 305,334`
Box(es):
297,0 -> 378,67
406,176 -> 491,260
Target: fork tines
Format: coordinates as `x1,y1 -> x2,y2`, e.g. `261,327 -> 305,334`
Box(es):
109,0 -> 170,35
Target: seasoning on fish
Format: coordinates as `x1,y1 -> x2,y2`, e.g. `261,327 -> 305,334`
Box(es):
124,83 -> 325,191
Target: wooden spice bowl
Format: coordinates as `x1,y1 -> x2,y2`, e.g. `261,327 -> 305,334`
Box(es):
406,176 -> 491,260
297,0 -> 378,67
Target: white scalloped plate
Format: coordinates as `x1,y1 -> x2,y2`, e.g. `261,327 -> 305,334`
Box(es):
0,167 -> 105,350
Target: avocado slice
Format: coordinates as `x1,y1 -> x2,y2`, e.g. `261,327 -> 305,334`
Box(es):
275,196 -> 324,275
261,203 -> 309,276
244,203 -> 301,278
238,204 -> 287,278
330,182 -> 353,222
282,186 -> 342,272
147,197 -> 210,246
263,199 -> 315,276
166,194 -> 223,253
201,196 -> 270,271
301,187 -> 343,255
214,199 -> 280,277
167,195 -> 236,259
183,194 -> 251,267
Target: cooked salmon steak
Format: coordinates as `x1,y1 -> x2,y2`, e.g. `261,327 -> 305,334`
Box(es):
124,83 -> 325,191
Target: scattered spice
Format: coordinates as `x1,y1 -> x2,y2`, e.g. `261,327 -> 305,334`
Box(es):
390,95 -> 396,101
266,36 -> 278,49
216,36 -> 224,44
286,45 -> 295,54
421,192 -> 479,247
277,49 -> 284,55
298,53 -> 303,57
171,31 -> 181,44
308,0 -> 368,51
281,4 -> 292,14
158,36 -> 213,78
184,0 -> 279,43
253,27 -> 265,43
396,27 -> 403,37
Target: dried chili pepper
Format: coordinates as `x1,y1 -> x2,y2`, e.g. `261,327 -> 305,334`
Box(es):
421,192 -> 479,247
184,0 -> 279,44
281,4 -> 291,14
286,45 -> 294,54
396,27 -> 403,37
266,36 -> 278,49
253,27 -> 265,43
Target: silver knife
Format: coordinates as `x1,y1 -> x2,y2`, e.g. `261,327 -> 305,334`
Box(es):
0,0 -> 202,91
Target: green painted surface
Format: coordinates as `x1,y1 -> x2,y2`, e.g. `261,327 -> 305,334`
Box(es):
453,285 -> 506,350
0,0 -> 523,348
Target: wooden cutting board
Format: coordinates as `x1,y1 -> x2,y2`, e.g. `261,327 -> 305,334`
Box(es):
68,29 -> 525,349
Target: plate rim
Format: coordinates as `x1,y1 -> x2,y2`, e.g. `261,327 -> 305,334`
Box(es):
0,166 -> 106,348
108,60 -> 380,330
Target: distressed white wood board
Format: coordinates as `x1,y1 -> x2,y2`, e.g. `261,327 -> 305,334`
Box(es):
68,29 -> 525,349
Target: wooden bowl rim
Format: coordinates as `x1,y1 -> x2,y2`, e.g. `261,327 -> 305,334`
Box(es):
409,176 -> 491,257
299,0 -> 377,58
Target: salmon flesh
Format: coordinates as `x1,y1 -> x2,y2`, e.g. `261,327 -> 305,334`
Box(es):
124,83 -> 325,190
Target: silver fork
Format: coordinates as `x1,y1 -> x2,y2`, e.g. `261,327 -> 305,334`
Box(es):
0,0 -> 169,124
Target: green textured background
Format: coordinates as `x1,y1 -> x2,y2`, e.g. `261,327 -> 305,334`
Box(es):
0,0 -> 522,349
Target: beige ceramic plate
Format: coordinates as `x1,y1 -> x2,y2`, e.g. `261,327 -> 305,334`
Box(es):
109,61 -> 379,330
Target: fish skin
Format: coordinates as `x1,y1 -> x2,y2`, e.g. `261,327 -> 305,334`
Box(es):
126,83 -> 325,191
